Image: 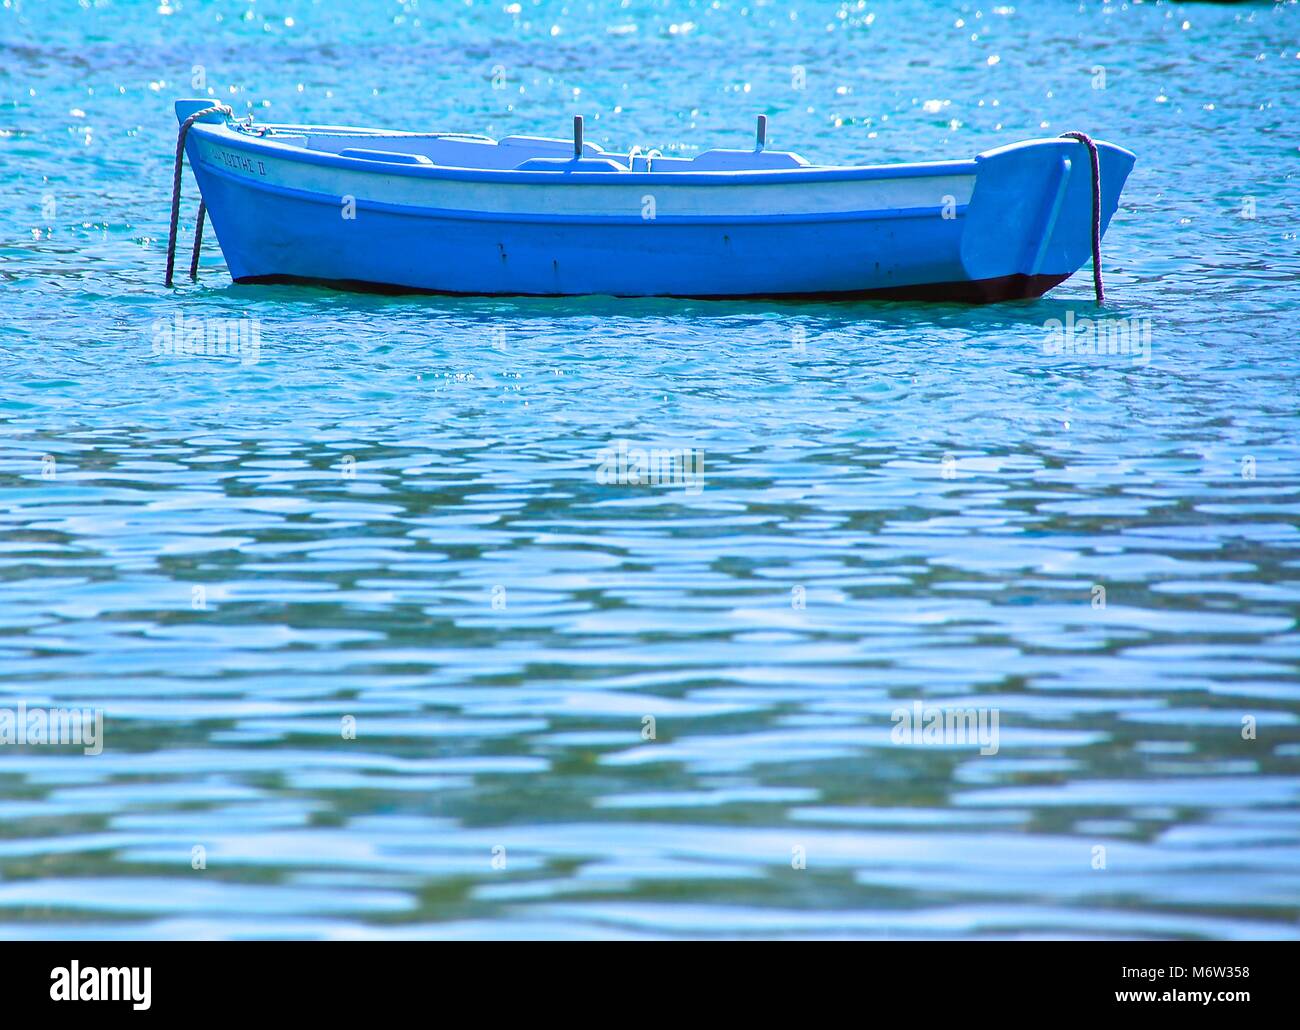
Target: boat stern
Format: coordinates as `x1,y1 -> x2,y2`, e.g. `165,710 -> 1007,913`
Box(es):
960,137 -> 1135,292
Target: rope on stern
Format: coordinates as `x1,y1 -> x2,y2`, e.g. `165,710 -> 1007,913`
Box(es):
1059,130 -> 1105,305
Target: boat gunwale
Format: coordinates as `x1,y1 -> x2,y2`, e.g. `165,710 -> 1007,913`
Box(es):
188,120 -> 983,188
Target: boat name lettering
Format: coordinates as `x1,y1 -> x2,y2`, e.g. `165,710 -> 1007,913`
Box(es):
213,149 -> 267,176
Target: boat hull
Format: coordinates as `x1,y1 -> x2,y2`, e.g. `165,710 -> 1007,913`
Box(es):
177,105 -> 1134,302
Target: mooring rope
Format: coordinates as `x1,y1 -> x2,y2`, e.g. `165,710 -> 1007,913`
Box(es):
165,103 -> 232,286
189,199 -> 208,280
1059,130 -> 1104,305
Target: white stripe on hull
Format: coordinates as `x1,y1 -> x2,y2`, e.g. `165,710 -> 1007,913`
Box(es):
192,137 -> 975,220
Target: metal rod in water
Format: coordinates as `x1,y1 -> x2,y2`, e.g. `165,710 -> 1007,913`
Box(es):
756,114 -> 767,150
573,115 -> 583,159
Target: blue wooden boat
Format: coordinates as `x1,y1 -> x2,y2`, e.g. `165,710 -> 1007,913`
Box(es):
169,99 -> 1134,303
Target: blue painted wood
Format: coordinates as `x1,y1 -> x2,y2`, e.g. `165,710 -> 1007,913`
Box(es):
175,100 -> 1135,301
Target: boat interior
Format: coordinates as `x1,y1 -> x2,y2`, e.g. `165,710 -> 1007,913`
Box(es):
239,123 -> 812,173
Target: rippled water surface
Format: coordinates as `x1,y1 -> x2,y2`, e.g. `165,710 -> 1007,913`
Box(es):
2,0 -> 1299,939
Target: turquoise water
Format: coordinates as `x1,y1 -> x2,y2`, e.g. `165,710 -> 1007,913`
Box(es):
2,0 -> 1299,939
